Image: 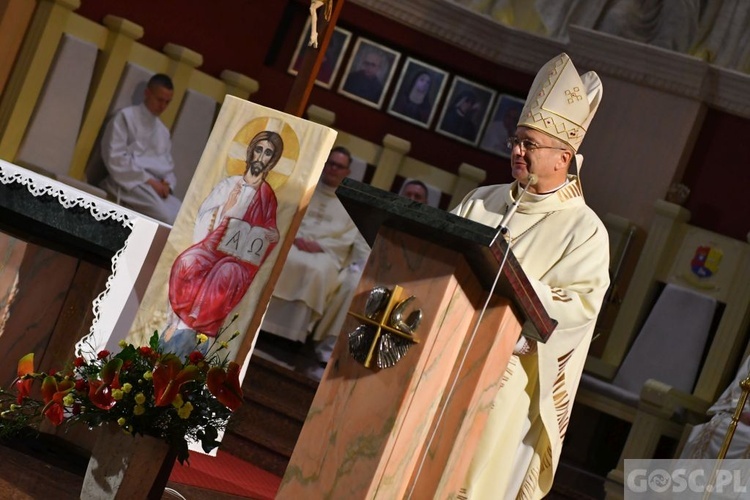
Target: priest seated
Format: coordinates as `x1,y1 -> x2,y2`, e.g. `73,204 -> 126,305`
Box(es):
261,146 -> 369,356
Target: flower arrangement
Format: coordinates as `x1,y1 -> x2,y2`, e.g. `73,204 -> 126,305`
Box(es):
0,323 -> 244,464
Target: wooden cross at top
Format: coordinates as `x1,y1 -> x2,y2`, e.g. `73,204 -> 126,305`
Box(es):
284,0 -> 346,117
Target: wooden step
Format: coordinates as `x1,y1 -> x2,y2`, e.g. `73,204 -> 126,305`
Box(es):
222,356 -> 319,477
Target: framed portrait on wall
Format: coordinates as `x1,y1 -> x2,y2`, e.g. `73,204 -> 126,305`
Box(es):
386,57 -> 448,128
288,18 -> 352,89
479,93 -> 525,157
337,37 -> 400,109
435,76 -> 496,146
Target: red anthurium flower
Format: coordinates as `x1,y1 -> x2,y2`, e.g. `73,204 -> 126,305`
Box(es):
206,362 -> 243,411
73,356 -> 85,367
40,376 -> 74,426
15,353 -> 35,404
87,358 -> 123,410
97,350 -> 110,359
88,380 -> 116,410
44,401 -> 65,426
99,358 -> 123,389
152,355 -> 201,407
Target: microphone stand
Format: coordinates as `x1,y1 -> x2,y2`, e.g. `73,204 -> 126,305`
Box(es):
492,174 -> 537,245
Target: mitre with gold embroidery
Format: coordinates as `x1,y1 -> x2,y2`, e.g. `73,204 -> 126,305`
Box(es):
517,53 -> 602,153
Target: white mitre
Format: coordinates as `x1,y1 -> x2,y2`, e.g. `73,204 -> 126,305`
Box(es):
517,52 -> 602,154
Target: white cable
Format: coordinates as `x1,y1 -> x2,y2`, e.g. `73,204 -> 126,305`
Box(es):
163,487 -> 188,500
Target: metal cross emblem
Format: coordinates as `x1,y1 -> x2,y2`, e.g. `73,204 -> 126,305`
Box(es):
347,285 -> 422,369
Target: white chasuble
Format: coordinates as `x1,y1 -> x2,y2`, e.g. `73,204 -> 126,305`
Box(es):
451,176 -> 610,499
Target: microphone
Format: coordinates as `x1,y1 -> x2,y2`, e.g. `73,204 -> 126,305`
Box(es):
497,173 -> 537,236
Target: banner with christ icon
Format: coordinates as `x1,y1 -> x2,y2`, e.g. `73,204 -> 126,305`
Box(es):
122,96 -> 337,375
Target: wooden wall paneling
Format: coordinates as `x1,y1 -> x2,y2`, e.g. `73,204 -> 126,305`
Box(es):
0,243 -> 78,387
68,15 -> 144,180
0,0 -> 38,96
0,233 -> 28,339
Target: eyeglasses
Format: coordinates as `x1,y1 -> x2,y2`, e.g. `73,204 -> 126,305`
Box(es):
506,136 -> 568,154
324,160 -> 350,171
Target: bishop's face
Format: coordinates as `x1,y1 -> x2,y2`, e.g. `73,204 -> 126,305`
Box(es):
510,127 -> 570,194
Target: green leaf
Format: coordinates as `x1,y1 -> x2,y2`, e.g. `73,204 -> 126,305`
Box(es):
114,345 -> 137,363
150,331 -> 160,352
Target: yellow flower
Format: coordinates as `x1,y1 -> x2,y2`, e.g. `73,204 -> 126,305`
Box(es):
122,383 -> 133,393
134,393 -> 146,405
63,393 -> 75,407
118,340 -> 128,348
112,389 -> 124,401
133,404 -> 145,416
117,417 -> 127,426
220,341 -> 229,349
143,371 -> 153,380
196,334 -> 208,344
177,402 -> 193,419
230,331 -> 241,340
172,394 -> 184,409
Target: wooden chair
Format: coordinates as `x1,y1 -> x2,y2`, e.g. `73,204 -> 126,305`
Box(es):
0,0 -> 258,204
570,199 -> 750,498
0,0 -> 112,196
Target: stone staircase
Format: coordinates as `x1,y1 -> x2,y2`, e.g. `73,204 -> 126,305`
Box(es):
221,355 -> 319,477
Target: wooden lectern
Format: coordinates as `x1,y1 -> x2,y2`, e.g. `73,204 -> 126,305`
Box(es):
276,179 -> 556,498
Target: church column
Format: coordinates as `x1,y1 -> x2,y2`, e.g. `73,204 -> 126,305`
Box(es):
162,43 -> 203,129
0,0 -> 79,162
220,70 -> 259,101
449,162 -> 486,210
68,15 -> 144,180
371,134 -> 410,190
306,105 -> 336,127
0,0 -> 37,96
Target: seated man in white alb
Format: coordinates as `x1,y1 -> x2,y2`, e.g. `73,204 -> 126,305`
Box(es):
310,231 -> 370,368
262,146 -> 368,346
680,354 -> 750,459
100,73 -> 182,224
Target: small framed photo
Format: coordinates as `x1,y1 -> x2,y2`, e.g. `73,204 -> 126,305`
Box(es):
288,18 -> 352,89
337,37 -> 400,109
386,57 -> 448,128
435,76 -> 496,146
479,94 -> 525,157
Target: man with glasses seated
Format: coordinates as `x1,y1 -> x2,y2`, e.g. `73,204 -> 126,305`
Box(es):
260,146 -> 369,364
